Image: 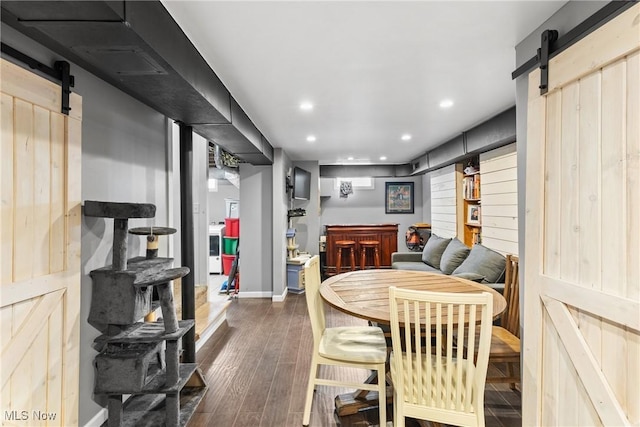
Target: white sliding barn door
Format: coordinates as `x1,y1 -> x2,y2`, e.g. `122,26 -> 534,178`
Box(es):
1,59 -> 82,426
524,5 -> 640,426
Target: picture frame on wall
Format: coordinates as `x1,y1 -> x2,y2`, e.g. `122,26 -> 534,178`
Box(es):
467,204 -> 481,225
385,182 -> 414,214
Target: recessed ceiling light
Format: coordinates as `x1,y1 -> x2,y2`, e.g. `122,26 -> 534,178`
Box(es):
306,135 -> 316,142
299,101 -> 314,111
347,156 -> 354,161
401,134 -> 412,141
380,156 -> 387,161
440,99 -> 454,108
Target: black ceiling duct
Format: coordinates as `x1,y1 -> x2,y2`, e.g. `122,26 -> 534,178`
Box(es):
1,0 -> 274,165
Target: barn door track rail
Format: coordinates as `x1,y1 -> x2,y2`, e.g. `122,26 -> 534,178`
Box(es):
511,0 -> 637,94
1,42 -> 74,115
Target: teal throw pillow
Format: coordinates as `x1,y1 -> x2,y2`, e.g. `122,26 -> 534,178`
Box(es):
421,234 -> 452,269
439,238 -> 471,275
451,244 -> 506,283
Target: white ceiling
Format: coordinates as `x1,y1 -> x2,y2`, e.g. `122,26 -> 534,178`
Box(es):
162,1 -> 567,165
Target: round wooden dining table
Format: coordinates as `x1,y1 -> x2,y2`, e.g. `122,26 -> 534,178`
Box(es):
319,269 -> 507,419
320,269 -> 507,324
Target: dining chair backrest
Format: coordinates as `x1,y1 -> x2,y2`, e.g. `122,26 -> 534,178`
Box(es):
389,287 -> 493,427
502,254 -> 520,338
304,255 -> 325,347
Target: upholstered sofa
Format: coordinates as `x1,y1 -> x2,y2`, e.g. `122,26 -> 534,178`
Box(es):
391,234 -> 507,293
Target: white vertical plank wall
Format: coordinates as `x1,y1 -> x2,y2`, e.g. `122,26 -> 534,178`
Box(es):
480,143 -> 518,255
429,164 -> 459,238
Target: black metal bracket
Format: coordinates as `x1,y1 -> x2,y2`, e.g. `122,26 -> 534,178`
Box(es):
55,61 -> 72,115
512,1 -> 636,83
537,29 -> 558,95
1,43 -> 75,115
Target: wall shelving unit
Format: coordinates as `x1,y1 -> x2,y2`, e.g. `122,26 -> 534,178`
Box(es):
461,161 -> 481,247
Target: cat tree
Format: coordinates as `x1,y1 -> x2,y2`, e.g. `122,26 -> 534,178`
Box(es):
85,200 -> 206,427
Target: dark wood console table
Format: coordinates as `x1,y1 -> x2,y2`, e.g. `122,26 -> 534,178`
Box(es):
324,224 -> 398,274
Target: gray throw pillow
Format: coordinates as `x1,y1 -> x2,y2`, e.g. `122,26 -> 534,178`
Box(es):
421,234 -> 451,269
452,272 -> 485,283
451,244 -> 506,283
439,238 -> 471,274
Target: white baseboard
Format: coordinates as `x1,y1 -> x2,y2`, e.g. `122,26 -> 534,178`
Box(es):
272,288 -> 288,302
234,291 -> 272,298
85,408 -> 108,427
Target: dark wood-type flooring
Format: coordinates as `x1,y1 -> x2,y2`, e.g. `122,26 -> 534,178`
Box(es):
187,293 -> 521,427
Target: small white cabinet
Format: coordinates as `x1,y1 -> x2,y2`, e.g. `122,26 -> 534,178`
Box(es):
286,260 -> 306,293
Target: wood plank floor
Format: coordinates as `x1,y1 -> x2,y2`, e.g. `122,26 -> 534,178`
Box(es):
187,293 -> 521,427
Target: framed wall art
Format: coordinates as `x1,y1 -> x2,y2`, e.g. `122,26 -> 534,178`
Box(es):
467,204 -> 481,225
385,182 -> 414,214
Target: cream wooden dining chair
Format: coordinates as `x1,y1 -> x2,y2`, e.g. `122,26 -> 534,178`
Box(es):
389,287 -> 493,427
302,255 -> 387,427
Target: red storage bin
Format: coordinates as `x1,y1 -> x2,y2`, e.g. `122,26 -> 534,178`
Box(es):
225,218 -> 239,237
222,254 -> 236,276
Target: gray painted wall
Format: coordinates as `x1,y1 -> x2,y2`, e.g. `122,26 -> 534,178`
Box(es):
272,149 -> 292,299
239,163 -> 273,295
1,23 -> 173,426
290,161 -> 320,256
514,0 -> 607,265
192,132 -> 209,287
319,176 -> 424,251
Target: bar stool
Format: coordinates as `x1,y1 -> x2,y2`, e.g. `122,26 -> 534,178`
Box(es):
335,240 -> 356,273
359,240 -> 381,270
